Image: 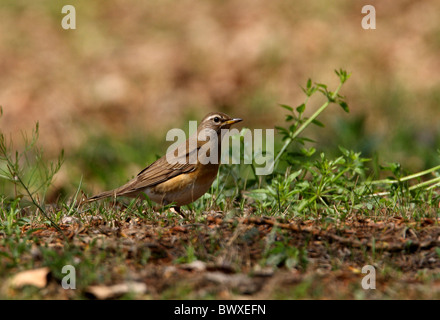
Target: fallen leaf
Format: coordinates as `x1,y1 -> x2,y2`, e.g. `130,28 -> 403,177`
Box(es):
348,266 -> 361,274
180,260 -> 206,272
171,226 -> 187,233
163,266 -> 178,278
86,281 -> 147,299
204,272 -> 261,294
10,267 -> 51,289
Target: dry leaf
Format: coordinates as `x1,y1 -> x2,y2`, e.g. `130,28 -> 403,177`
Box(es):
10,267 -> 51,289
180,260 -> 206,272
86,281 -> 147,299
348,266 -> 361,274
204,272 -> 260,294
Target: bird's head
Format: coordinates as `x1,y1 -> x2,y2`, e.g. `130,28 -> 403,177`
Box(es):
198,112 -> 242,133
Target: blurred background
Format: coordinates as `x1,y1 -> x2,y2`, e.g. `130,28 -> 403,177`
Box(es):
1,0 -> 440,199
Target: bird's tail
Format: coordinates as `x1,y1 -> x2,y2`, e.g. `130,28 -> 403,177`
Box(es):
83,189 -> 118,203
82,178 -> 138,205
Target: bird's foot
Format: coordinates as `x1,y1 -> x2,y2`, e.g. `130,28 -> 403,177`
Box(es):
170,206 -> 186,219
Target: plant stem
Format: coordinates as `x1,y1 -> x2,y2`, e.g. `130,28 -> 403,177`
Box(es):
271,81 -> 344,173
370,164 -> 440,185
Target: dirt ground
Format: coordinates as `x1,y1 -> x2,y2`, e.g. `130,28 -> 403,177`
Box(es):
2,1 -> 440,300
11,209 -> 440,299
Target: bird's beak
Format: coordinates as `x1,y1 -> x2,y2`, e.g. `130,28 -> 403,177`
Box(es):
223,118 -> 243,125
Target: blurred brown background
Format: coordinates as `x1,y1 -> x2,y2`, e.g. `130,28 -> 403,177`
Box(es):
1,0 -> 440,195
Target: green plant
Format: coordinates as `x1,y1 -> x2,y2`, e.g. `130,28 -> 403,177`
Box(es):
0,107 -> 65,237
238,70 -> 440,218
174,244 -> 198,264
246,70 -> 366,216
261,229 -> 308,270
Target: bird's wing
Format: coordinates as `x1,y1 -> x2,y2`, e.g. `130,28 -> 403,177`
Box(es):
110,143 -> 199,196
86,137 -> 199,202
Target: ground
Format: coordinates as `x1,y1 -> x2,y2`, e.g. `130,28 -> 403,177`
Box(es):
1,0 -> 440,301
3,204 -> 440,299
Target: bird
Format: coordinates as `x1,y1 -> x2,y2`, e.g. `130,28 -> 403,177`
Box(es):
84,112 -> 242,214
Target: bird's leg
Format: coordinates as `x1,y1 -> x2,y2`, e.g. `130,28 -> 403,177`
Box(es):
173,206 -> 186,219
163,200 -> 185,218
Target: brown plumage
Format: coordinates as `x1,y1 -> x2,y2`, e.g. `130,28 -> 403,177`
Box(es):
85,112 -> 242,213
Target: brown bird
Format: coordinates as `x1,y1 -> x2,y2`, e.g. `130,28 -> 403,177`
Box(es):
85,112 -> 242,214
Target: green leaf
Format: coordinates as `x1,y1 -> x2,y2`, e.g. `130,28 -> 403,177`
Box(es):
301,79 -> 317,97
311,119 -> 325,127
338,146 -> 349,156
335,69 -> 351,83
287,169 -> 302,181
297,137 -> 316,143
266,253 -> 284,267
339,101 -> 349,113
285,256 -> 298,270
275,126 -> 289,136
279,104 -> 293,112
296,103 -> 305,114
301,147 -> 316,157
327,91 -> 336,102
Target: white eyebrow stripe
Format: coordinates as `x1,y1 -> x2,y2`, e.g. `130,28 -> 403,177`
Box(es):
205,115 -> 221,121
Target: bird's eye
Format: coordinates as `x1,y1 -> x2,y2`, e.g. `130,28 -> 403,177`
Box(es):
213,117 -> 220,123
